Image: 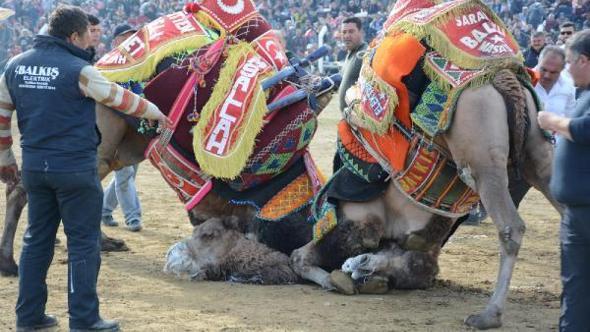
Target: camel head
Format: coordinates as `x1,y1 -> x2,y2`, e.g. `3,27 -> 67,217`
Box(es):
163,216 -> 242,281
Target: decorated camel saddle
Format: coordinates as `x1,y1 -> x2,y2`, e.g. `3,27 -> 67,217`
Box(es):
95,1 -> 333,230
312,0 -> 540,241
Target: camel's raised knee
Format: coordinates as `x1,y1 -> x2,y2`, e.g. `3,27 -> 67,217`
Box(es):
499,222 -> 526,256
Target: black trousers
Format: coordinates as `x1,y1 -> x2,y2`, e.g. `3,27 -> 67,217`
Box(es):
16,170 -> 102,329
559,206 -> 590,332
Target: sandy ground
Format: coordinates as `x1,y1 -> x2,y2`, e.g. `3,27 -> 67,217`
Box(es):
0,98 -> 562,331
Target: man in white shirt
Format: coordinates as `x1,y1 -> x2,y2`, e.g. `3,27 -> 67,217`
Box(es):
535,45 -> 576,117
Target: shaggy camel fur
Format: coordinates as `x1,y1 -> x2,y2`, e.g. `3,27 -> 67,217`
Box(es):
164,216 -> 299,284
290,70 -> 563,330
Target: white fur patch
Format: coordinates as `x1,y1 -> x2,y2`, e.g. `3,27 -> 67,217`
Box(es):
163,240 -> 197,279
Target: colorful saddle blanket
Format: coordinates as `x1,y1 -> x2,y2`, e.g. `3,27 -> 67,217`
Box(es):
346,0 -> 533,171
96,1 -> 322,222
313,0 -> 537,241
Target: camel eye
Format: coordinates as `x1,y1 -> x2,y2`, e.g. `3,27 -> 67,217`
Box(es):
200,232 -> 214,240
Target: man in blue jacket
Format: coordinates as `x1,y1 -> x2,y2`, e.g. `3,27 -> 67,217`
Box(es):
538,29 -> 590,332
0,5 -> 168,332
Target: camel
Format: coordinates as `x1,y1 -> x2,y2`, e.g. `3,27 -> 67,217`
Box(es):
164,216 -> 299,284
290,69 -> 563,329
0,87 -> 333,276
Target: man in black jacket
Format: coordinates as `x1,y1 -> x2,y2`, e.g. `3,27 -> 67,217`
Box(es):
524,31 -> 546,68
0,5 -> 168,332
538,29 -> 590,332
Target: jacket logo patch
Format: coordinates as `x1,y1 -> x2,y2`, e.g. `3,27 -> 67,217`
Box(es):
14,65 -> 60,90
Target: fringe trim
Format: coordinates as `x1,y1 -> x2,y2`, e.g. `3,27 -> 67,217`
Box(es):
194,11 -> 228,39
388,0 -> 523,70
349,56 -> 399,135
99,27 -> 218,83
434,64 -> 532,134
192,42 -> 271,179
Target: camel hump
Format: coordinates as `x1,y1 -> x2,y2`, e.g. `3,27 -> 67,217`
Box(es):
492,69 -> 529,171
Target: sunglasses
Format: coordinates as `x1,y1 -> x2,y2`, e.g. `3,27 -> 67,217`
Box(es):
561,30 -> 574,35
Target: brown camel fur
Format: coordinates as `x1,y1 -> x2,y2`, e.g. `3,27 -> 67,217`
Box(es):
164,216 -> 299,284
290,70 -> 563,330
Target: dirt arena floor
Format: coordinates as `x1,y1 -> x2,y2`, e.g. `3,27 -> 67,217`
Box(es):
0,99 -> 562,331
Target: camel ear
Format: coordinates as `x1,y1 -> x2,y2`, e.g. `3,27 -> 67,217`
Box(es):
222,216 -> 240,230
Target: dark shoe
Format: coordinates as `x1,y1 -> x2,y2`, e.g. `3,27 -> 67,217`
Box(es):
70,318 -> 120,332
16,314 -> 58,331
102,216 -> 118,227
126,219 -> 142,232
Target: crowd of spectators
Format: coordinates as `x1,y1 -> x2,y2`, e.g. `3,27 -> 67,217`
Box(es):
0,0 -> 586,70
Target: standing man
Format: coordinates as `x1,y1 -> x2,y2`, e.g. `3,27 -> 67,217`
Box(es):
558,22 -> 576,47
101,23 -> 143,232
335,16 -> 367,172
558,22 -> 577,83
87,14 -> 102,63
338,16 -> 367,112
538,29 -> 590,332
535,46 -> 576,117
0,5 -> 168,331
524,31 -> 546,68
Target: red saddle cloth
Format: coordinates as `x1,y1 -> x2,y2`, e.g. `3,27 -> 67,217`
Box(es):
141,3 -> 320,214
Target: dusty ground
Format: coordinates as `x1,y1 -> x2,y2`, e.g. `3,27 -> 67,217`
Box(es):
0,99 -> 561,331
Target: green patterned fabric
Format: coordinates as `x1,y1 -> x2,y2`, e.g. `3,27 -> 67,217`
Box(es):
411,82 -> 448,137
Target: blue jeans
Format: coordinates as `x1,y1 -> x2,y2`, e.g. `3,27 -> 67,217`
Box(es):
560,205 -> 590,332
102,165 -> 141,223
16,170 -> 102,329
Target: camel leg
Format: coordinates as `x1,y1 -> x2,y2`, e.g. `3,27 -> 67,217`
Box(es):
342,241 -> 439,290
292,199 -> 386,294
520,89 -> 564,215
290,241 -> 335,290
0,182 -> 26,276
445,86 -> 525,329
96,104 -> 133,252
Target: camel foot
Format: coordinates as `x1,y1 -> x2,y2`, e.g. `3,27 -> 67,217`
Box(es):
329,270 -> 356,295
464,307 -> 502,330
0,255 -> 18,277
101,235 -> 129,252
357,276 -> 389,294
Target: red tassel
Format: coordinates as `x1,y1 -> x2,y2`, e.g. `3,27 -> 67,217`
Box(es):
184,3 -> 201,13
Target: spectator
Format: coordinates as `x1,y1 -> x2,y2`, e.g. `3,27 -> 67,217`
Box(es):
333,16 -> 366,173
101,23 -> 144,232
338,16 -> 366,112
87,13 -> 101,63
524,31 -> 546,67
558,21 -> 576,46
0,13 -> 14,69
535,46 -> 576,117
537,29 -> 590,332
528,0 -> 547,29
0,5 -> 168,331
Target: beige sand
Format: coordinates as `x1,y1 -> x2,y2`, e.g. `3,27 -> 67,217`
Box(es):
0,99 -> 560,331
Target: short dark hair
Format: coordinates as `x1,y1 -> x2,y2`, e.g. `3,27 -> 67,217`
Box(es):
48,5 -> 89,39
342,17 -> 362,31
532,31 -> 545,39
87,14 -> 100,26
567,29 -> 590,57
560,21 -> 575,30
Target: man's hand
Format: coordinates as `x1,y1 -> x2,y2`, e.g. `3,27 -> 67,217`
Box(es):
147,111 -> 172,133
538,111 -> 573,140
0,163 -> 19,185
